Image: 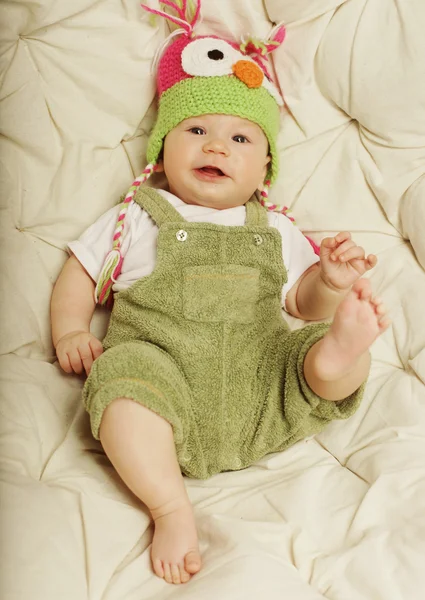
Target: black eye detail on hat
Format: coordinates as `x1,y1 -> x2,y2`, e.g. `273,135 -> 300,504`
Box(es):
208,49 -> 224,60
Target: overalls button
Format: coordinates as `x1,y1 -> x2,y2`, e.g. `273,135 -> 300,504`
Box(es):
176,229 -> 188,242
253,234 -> 263,246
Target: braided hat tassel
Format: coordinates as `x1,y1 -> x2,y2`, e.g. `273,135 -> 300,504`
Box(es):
95,163 -> 158,305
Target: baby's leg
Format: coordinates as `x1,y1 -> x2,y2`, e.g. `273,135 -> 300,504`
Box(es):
304,279 -> 390,401
99,399 -> 201,584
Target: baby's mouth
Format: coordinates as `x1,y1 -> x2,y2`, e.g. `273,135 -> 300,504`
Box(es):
196,166 -> 228,178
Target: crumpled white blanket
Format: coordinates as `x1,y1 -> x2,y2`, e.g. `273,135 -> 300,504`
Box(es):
1,1 -> 424,598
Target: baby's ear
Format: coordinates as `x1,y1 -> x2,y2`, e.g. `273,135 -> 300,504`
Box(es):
257,155 -> 271,190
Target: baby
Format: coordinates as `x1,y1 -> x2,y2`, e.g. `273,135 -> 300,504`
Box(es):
50,2 -> 389,586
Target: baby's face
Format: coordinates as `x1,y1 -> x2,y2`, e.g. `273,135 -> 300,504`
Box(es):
159,114 -> 271,209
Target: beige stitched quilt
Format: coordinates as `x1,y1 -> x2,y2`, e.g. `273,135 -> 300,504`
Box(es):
1,1 -> 425,598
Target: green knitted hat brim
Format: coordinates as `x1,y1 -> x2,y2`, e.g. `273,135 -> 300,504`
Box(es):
146,76 -> 280,185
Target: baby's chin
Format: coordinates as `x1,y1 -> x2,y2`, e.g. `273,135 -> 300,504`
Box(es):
170,182 -> 253,210
181,194 -> 251,210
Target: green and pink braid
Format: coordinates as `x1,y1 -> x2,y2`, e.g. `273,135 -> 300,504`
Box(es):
95,163 -> 158,306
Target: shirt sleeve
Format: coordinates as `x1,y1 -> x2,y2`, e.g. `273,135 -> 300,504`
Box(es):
271,213 -> 320,310
67,204 -> 124,283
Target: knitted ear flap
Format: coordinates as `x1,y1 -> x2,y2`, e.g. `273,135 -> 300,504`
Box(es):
95,163 -> 159,306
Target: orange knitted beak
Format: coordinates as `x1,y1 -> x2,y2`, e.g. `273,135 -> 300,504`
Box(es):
232,60 -> 264,89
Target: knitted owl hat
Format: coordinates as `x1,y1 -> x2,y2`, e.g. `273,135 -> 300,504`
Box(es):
96,0 -> 289,305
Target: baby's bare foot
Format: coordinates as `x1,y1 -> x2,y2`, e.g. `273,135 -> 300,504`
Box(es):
150,496 -> 201,585
316,279 -> 390,380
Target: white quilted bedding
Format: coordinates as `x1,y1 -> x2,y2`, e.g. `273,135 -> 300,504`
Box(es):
1,1 -> 425,598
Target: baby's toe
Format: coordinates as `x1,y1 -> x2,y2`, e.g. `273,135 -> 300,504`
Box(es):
375,303 -> 386,316
378,316 -> 391,331
360,286 -> 372,301
170,563 -> 182,584
163,563 -> 173,584
152,558 -> 164,579
179,563 -> 191,583
352,278 -> 371,299
185,550 -> 202,575
371,295 -> 385,311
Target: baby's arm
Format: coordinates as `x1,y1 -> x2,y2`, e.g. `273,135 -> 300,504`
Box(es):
51,255 -> 103,375
286,232 -> 377,321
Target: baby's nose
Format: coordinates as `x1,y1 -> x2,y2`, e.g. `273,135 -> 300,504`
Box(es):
203,138 -> 229,155
232,60 -> 264,88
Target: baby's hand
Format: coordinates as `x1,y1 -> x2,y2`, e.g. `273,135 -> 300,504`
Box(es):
320,232 -> 377,291
56,331 -> 103,376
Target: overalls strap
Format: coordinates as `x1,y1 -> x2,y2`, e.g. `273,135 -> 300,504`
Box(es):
133,187 -> 269,228
133,187 -> 186,226
244,197 -> 269,227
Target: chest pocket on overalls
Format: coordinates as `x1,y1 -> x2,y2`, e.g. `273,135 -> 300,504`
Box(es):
183,264 -> 260,324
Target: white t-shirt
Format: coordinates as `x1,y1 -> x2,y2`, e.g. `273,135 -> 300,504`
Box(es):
68,189 -> 319,310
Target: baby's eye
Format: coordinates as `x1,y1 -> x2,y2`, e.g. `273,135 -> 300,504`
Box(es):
189,127 -> 205,135
233,135 -> 249,143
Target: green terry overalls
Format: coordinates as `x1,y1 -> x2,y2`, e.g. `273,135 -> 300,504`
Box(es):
84,187 -> 363,479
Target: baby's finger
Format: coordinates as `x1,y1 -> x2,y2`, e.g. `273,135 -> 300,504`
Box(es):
330,240 -> 358,261
57,350 -> 73,374
321,236 -> 338,251
68,348 -> 84,374
78,342 -> 95,376
83,357 -> 94,376
336,246 -> 366,263
89,338 -> 104,360
365,254 -> 378,270
334,231 -> 352,245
